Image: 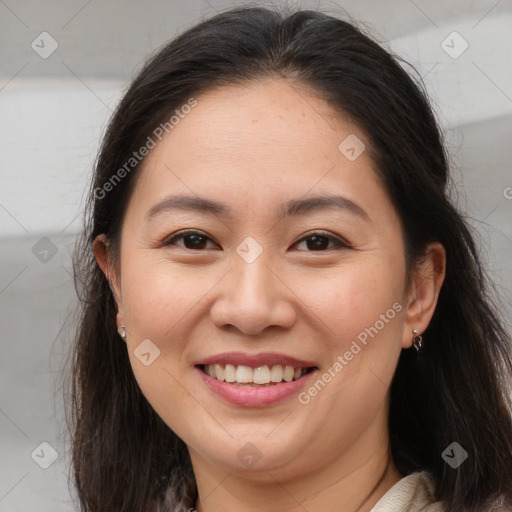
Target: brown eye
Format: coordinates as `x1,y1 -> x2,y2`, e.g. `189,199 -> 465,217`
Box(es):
163,230 -> 219,250
161,229 -> 350,252
293,231 -> 350,251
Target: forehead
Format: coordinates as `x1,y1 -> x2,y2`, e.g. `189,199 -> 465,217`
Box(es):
165,78 -> 354,159
126,78 -> 391,225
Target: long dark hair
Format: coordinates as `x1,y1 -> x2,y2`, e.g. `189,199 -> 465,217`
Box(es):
69,6 -> 512,511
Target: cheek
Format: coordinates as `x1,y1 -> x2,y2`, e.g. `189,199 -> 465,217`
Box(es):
119,255 -> 211,438
121,255 -> 206,341
303,258 -> 405,346
299,257 -> 405,404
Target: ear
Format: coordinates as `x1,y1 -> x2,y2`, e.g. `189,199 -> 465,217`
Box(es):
401,241 -> 446,349
93,234 -> 125,333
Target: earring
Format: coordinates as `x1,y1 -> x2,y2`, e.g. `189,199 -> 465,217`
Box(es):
412,329 -> 423,352
119,325 -> 126,340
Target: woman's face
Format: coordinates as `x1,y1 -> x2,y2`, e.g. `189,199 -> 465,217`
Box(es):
105,79 -> 425,480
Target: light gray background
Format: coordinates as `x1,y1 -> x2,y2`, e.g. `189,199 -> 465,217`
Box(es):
1,1 -> 511,510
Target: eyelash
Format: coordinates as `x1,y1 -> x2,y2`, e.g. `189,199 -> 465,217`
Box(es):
161,229 -> 351,252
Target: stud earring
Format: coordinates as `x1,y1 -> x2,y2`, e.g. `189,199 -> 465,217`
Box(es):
412,329 -> 423,352
119,325 -> 126,340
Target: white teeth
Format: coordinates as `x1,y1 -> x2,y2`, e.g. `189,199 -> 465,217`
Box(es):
214,363 -> 224,381
224,364 -> 236,383
283,366 -> 294,382
204,364 -> 309,384
253,366 -> 271,384
236,365 -> 253,383
270,365 -> 283,382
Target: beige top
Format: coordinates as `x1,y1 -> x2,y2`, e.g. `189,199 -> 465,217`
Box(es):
370,471 -> 444,511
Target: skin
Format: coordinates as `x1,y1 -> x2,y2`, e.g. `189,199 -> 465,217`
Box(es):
94,78 -> 445,512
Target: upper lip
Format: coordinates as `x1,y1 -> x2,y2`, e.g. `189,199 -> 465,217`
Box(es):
193,351 -> 318,368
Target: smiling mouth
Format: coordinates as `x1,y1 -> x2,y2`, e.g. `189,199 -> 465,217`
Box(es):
198,364 -> 316,387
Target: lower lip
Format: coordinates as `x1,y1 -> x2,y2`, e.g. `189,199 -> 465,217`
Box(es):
196,367 -> 318,407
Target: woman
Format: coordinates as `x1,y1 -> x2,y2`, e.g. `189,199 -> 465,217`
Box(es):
69,6 -> 512,511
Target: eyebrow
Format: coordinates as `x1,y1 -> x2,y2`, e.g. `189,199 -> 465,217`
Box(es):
146,193 -> 370,222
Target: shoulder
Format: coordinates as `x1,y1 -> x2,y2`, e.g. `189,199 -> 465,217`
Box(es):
370,471 -> 443,512
371,471 -> 512,512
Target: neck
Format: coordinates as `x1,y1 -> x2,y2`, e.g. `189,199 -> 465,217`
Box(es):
191,411 -> 402,512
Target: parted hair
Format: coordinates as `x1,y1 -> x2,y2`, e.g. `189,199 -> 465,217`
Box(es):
69,6 -> 512,511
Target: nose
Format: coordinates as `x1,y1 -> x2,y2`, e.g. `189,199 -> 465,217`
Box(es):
209,256 -> 297,335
